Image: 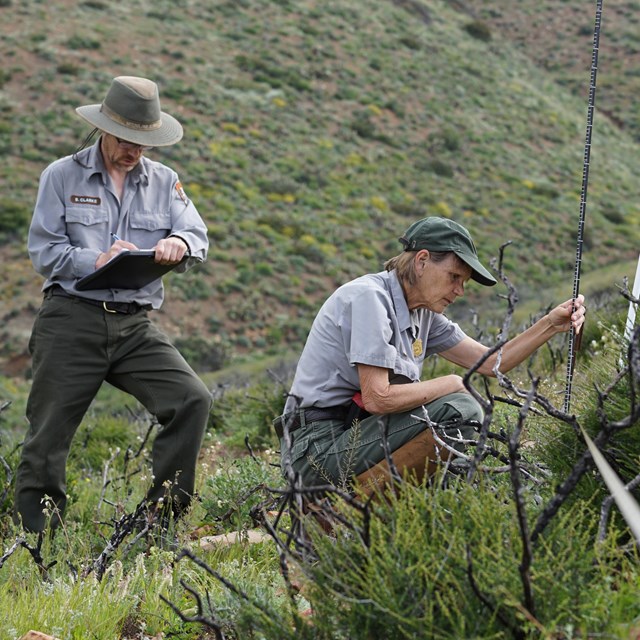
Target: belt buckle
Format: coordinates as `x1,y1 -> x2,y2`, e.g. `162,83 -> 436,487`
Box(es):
103,301 -> 118,314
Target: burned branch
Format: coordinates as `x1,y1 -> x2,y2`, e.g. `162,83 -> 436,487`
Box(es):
83,500 -> 152,581
467,545 -> 526,640
162,548 -> 295,639
598,469 -> 640,542
509,379 -> 538,618
533,318 -> 640,543
0,533 -> 56,578
161,578 -> 226,640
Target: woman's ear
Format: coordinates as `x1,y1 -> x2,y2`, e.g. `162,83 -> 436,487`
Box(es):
416,249 -> 430,272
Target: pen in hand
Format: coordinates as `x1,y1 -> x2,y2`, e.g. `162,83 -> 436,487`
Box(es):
108,233 -> 139,256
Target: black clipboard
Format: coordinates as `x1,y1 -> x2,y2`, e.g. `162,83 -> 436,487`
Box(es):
76,250 -> 185,291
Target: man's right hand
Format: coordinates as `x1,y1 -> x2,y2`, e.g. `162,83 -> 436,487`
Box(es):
95,239 -> 139,270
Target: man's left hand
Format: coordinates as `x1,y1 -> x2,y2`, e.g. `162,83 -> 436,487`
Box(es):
154,236 -> 189,265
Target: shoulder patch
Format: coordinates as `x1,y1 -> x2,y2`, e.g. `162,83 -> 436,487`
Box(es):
175,181 -> 189,205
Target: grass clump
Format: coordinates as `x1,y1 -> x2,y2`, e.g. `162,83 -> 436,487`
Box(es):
200,454 -> 282,533
209,378 -> 285,450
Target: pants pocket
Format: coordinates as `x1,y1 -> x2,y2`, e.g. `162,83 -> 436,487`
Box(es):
280,433 -> 310,475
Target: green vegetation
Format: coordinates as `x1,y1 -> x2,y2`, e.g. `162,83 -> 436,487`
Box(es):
1,313 -> 640,637
2,0 -> 640,637
2,0 -> 640,373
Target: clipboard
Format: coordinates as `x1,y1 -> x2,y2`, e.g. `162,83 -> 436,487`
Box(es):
76,250 -> 185,291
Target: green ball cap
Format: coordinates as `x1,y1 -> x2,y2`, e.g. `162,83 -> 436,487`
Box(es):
400,217 -> 497,286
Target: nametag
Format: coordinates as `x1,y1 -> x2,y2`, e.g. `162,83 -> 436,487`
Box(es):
412,338 -> 423,357
71,195 -> 101,205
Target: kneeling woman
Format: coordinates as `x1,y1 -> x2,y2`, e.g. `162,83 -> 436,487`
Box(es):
275,217 -> 585,494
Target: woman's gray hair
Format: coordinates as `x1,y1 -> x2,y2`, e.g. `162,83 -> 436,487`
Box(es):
384,250 -> 452,286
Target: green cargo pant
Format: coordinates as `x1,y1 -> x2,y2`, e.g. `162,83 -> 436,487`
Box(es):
283,392 -> 482,487
14,294 -> 212,532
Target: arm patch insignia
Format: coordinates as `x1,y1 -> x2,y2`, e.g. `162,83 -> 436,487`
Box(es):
175,181 -> 189,205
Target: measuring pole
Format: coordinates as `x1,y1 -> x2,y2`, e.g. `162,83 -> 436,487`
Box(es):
564,0 -> 604,414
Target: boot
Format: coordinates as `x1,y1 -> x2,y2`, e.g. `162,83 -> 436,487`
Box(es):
354,428 -> 450,498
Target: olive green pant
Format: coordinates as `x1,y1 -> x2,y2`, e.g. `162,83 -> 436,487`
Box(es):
14,295 -> 212,532
283,392 -> 482,487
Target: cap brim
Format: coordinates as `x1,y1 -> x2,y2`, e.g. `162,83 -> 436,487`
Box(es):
456,251 -> 497,287
75,104 -> 183,147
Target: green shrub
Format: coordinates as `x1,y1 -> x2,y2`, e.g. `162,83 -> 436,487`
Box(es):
209,380 -> 285,450
428,159 -> 454,177
231,480 -> 640,639
602,206 -> 626,224
68,415 -> 143,473
173,335 -> 228,372
399,34 -> 422,50
200,454 -> 282,531
66,35 -> 101,50
532,321 -> 640,507
0,199 -> 30,239
464,20 -> 492,42
57,62 -> 80,76
349,110 -> 376,139
235,54 -> 311,91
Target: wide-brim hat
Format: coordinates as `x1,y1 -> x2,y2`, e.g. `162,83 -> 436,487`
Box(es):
400,216 -> 497,286
75,75 -> 183,147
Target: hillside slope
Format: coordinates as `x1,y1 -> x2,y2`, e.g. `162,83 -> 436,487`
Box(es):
464,0 -> 640,140
1,0 -> 639,377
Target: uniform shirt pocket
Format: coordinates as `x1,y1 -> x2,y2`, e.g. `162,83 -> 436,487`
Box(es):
129,210 -> 172,246
393,349 -> 422,382
64,207 -> 109,245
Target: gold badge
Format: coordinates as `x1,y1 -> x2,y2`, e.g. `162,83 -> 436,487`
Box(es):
412,338 -> 423,357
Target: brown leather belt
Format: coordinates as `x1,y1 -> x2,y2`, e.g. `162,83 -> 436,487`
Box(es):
44,285 -> 152,315
273,406 -> 348,439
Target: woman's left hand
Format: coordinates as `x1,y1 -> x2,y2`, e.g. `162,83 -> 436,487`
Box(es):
549,294 -> 586,333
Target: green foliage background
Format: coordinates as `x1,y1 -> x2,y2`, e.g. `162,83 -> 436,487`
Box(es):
1,1 -> 640,638
1,0 -> 640,374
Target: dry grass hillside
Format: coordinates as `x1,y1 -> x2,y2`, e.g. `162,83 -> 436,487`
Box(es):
1,0 -> 639,379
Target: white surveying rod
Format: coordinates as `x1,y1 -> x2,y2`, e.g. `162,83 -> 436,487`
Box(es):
623,254 -> 640,345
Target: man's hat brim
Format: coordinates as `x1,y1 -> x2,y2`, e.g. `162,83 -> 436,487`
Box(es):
76,104 -> 183,147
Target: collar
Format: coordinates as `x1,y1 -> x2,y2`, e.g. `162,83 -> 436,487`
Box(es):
387,270 -> 415,334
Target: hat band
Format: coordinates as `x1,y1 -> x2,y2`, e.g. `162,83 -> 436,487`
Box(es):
100,103 -> 163,131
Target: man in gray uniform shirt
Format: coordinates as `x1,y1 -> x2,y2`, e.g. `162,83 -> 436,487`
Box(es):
276,217 -> 586,495
15,76 -> 212,532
